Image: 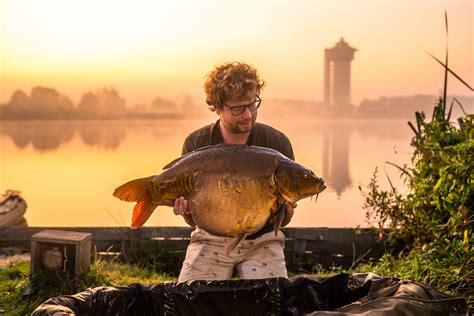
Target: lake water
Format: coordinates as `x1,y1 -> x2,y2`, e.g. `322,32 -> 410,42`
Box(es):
0,117 -> 414,227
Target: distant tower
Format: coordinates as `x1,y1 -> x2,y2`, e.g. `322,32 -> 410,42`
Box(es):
324,38 -> 357,106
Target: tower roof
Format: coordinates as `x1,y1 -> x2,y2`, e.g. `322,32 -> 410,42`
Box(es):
325,37 -> 357,60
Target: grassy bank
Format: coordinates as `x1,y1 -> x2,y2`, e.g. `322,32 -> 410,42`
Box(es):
2,254 -> 471,315
355,252 -> 473,307
0,259 -> 174,315
0,256 -> 330,315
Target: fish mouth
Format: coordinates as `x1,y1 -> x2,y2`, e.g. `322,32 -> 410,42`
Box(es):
309,180 -> 326,203
291,179 -> 326,203
319,182 -> 327,192
314,177 -> 326,193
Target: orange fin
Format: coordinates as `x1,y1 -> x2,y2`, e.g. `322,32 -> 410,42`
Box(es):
113,177 -> 153,202
224,233 -> 247,256
131,198 -> 158,229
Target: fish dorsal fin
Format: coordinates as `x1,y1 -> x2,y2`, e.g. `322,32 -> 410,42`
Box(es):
224,233 -> 248,256
162,153 -> 191,170
162,144 -> 239,170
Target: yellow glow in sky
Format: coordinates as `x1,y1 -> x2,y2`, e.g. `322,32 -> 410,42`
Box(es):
1,0 -> 473,106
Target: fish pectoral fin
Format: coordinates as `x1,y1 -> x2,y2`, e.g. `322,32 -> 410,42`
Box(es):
131,198 -> 158,229
224,233 -> 248,256
274,201 -> 287,237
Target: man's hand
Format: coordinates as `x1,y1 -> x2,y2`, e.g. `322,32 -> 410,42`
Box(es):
173,197 -> 195,226
173,196 -> 190,216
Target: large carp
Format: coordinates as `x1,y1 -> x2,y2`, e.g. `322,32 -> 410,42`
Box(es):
113,144 -> 326,254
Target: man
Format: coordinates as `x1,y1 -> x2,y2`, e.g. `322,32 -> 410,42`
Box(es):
174,61 -> 296,282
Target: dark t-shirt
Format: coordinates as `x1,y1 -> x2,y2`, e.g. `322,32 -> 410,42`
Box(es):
182,120 -> 295,239
182,120 -> 294,159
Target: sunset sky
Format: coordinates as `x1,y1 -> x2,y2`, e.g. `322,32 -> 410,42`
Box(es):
1,0 -> 472,107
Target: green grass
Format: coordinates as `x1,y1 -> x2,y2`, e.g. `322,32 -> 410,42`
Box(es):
1,253 -> 472,315
354,251 -> 473,308
0,259 -> 175,315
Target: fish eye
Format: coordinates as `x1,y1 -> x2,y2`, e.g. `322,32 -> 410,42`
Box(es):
304,172 -> 309,179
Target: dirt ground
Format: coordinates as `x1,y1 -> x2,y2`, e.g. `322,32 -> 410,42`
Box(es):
0,247 -> 30,267
0,253 -> 30,267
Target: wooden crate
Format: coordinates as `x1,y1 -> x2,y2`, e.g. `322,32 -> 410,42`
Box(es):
30,230 -> 92,278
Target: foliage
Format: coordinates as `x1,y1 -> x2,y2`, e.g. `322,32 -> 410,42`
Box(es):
0,259 -> 173,315
363,105 -> 473,247
359,13 -> 473,305
360,99 -> 473,305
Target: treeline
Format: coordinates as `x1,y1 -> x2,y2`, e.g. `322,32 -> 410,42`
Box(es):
358,94 -> 472,118
2,86 -> 471,120
267,95 -> 472,118
0,86 -> 200,120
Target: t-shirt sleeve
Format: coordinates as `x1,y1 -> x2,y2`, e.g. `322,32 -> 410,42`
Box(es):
181,124 -> 213,156
181,134 -> 196,155
277,134 -> 295,160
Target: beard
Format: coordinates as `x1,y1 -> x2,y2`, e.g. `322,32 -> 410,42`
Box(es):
228,116 -> 256,134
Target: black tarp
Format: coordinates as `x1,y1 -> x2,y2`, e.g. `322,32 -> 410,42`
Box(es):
32,273 -> 469,315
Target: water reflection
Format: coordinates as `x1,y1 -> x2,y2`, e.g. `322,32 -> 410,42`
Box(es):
0,121 -> 132,151
322,122 -> 351,198
1,121 -> 75,152
354,120 -> 413,141
317,119 -> 413,197
0,119 -> 413,201
77,122 -> 126,150
1,118 -> 415,227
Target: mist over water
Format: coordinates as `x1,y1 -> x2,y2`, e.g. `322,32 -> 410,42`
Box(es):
0,117 -> 414,227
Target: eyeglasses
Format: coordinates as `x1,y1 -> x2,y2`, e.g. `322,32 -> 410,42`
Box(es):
222,96 -> 261,116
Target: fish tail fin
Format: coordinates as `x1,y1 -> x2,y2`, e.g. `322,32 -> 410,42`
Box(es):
113,176 -> 157,228
131,198 -> 158,229
224,233 -> 247,256
113,177 -> 153,202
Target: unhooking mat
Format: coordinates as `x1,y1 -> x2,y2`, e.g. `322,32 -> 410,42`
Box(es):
32,273 -> 469,315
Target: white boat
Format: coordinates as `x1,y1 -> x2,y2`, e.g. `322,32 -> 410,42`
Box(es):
0,190 -> 27,227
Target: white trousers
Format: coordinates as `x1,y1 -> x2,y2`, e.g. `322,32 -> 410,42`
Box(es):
178,228 -> 287,282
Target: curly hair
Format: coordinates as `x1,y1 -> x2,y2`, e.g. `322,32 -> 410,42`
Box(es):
204,62 -> 265,112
